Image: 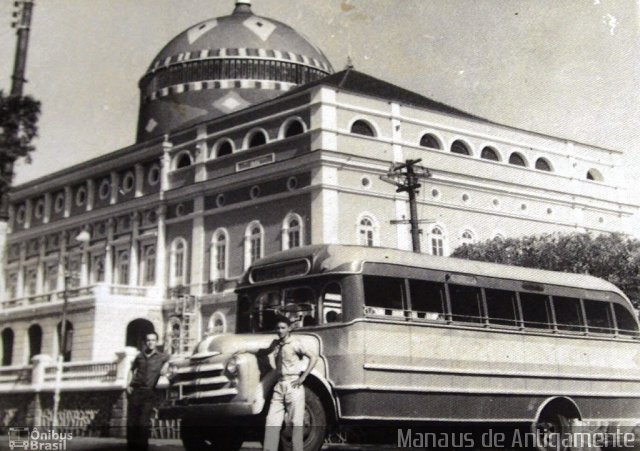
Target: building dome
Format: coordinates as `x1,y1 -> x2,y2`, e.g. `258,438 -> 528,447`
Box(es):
136,0 -> 333,142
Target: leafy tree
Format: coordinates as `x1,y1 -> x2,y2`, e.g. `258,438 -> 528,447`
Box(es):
452,232 -> 640,308
0,90 -> 41,183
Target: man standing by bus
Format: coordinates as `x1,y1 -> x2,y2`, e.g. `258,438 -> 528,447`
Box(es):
240,315 -> 318,451
126,331 -> 169,451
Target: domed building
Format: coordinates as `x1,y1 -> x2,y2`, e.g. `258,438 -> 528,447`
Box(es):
0,0 -> 635,417
137,0 -> 333,141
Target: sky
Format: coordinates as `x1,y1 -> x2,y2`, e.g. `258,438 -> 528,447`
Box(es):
1,0 -> 639,196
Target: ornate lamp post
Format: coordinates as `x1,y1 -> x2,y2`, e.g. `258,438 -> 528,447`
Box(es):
51,229 -> 90,429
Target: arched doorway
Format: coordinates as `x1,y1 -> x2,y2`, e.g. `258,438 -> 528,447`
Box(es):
125,319 -> 155,350
2,328 -> 14,366
28,324 -> 42,360
56,320 -> 74,362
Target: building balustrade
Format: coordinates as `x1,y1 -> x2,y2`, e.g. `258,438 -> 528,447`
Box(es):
0,348 -> 136,393
1,283 -> 160,311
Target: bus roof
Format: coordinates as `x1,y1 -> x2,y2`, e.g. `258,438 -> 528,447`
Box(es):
241,244 -> 628,299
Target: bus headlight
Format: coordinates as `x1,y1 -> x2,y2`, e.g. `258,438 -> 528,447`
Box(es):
225,355 -> 239,378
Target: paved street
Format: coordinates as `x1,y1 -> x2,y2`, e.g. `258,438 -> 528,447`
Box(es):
0,436 -> 398,451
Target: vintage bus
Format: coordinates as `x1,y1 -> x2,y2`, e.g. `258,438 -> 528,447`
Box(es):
160,244 -> 640,450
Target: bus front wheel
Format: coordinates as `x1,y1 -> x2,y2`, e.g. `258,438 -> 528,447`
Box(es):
280,387 -> 327,451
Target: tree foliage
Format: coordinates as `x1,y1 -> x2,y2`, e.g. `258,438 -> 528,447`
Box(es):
452,232 -> 640,308
0,90 -> 41,183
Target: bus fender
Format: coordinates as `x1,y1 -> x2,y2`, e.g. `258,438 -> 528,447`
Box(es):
304,370 -> 339,423
534,396 -> 582,423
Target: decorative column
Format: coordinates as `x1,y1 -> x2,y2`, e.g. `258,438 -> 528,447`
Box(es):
79,232 -> 89,287
155,205 -> 167,295
64,186 -> 72,218
43,192 -> 52,224
161,136 -> 172,193
129,212 -> 140,286
191,196 -> 205,295
57,232 -> 68,293
110,172 -> 119,205
36,237 -> 46,295
104,219 -> 114,284
86,180 -> 95,211
16,242 -> 26,299
24,199 -> 32,229
134,163 -> 144,198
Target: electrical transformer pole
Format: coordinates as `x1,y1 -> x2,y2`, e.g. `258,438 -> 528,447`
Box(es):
380,159 -> 432,253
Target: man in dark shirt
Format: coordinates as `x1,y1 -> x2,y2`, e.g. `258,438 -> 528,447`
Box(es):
126,331 -> 169,451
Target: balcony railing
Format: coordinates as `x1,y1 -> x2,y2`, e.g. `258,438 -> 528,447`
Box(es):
1,283 -> 160,311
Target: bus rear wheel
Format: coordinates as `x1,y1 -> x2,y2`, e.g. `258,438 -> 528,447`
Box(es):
534,412 -> 571,451
280,387 -> 327,451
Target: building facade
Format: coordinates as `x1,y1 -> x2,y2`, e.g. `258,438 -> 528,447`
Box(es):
0,0 -> 636,365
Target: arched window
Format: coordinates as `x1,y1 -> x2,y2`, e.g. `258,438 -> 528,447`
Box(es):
283,118 -> 305,138
350,119 -> 376,137
211,229 -> 229,285
142,245 -> 156,286
175,152 -> 193,169
419,133 -> 441,149
357,214 -> 378,247
247,129 -> 267,148
56,320 -> 73,362
170,238 -> 188,286
430,226 -> 446,256
116,249 -> 130,285
6,272 -> 18,300
460,230 -> 475,246
480,146 -> 500,161
214,139 -> 233,158
450,140 -> 471,156
535,158 -> 552,172
208,312 -> 227,335
24,267 -> 37,296
28,324 -> 42,360
91,254 -> 105,284
508,152 -> 526,167
282,213 -> 303,250
587,168 -> 603,182
244,221 -> 264,269
2,328 -> 14,366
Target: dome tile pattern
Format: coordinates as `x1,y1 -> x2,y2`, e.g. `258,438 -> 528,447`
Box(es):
136,1 -> 333,142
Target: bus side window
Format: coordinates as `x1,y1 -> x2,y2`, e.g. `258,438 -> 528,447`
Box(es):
583,299 -> 614,335
553,296 -> 584,332
363,276 -> 405,317
408,279 -> 445,320
322,282 -> 342,324
613,303 -> 640,337
448,284 -> 483,323
485,288 -> 518,326
520,293 -> 552,329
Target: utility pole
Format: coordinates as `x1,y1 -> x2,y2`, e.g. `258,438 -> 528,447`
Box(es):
380,159 -> 432,253
10,0 -> 35,97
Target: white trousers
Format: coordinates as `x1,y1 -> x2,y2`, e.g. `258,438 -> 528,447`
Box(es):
263,378 -> 305,451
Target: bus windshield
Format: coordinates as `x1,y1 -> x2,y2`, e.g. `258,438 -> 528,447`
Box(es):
237,277 -> 344,333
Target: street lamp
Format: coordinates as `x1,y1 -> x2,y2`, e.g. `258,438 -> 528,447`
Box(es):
51,229 -> 90,429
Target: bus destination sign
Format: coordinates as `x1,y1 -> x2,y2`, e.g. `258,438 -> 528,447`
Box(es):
250,259 -> 310,283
